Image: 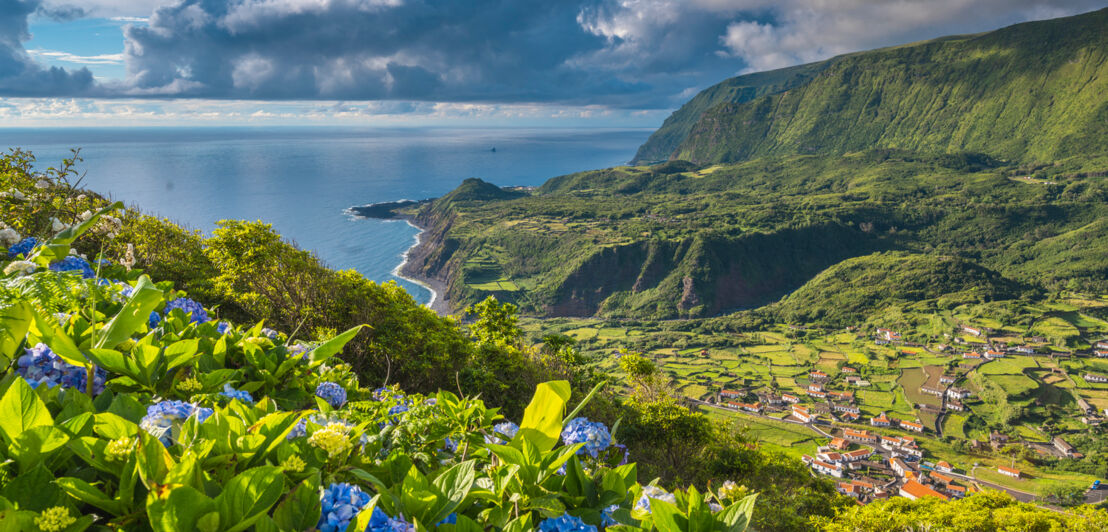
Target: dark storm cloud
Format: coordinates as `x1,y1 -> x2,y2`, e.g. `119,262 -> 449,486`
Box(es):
0,0 -> 94,96
2,0 -> 1106,109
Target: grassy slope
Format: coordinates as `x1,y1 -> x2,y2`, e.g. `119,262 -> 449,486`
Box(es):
630,62 -> 829,164
674,8 -> 1108,165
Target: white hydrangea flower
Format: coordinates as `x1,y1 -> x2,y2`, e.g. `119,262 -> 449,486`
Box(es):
3,261 -> 36,276
51,218 -> 66,232
0,227 -> 20,246
34,179 -> 51,189
79,210 -> 93,221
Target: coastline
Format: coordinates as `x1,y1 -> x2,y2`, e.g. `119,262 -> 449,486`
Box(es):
392,218 -> 452,316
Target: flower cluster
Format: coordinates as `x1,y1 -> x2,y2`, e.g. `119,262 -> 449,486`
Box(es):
49,255 -> 95,278
17,343 -> 107,394
308,423 -> 353,457
34,507 -> 75,532
316,381 -> 347,408
261,327 -> 279,339
106,436 -> 136,461
718,480 -> 746,500
318,482 -> 371,532
561,417 -> 612,458
635,485 -> 677,513
539,514 -> 598,532
7,236 -> 36,258
163,297 -> 209,324
220,383 -> 253,403
216,321 -> 233,334
367,507 -> 416,532
140,400 -> 214,447
486,421 -> 519,444
3,260 -> 35,276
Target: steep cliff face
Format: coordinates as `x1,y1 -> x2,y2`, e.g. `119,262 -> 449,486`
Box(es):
666,8 -> 1108,165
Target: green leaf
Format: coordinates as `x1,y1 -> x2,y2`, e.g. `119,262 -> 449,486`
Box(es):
306,324 -> 366,366
10,425 -> 69,471
648,498 -> 687,532
56,477 -> 127,516
0,378 -> 54,442
30,201 -> 124,267
29,308 -> 86,368
215,466 -> 286,532
0,301 -> 32,361
135,431 -> 176,490
429,460 -> 476,524
564,381 -> 605,423
272,475 -> 322,532
718,494 -> 757,532
516,380 -> 571,452
94,274 -> 164,349
147,486 -> 217,532
163,339 -> 200,370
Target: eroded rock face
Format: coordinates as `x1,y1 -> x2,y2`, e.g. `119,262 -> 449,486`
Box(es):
678,276 -> 700,312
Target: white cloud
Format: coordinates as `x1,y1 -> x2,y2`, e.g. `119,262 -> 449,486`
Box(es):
28,49 -> 124,65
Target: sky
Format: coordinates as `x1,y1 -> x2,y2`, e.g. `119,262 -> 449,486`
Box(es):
0,0 -> 1104,127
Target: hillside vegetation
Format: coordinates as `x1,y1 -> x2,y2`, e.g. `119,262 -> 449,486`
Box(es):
638,8 -> 1108,167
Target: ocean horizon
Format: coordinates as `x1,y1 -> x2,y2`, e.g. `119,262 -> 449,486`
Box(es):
0,126 -> 652,304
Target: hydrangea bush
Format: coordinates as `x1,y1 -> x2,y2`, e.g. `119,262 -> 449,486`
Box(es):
0,210 -> 757,531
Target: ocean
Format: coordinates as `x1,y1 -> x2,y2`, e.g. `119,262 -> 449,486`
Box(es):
0,127 -> 651,304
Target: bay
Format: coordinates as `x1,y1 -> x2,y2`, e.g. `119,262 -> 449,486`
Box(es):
0,127 -> 650,304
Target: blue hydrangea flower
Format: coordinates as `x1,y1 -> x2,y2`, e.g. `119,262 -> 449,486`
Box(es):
220,383 -> 253,403
424,397 -> 437,406
216,321 -> 232,334
316,382 -> 347,408
261,327 -> 279,339
601,505 -> 619,527
163,297 -> 209,324
485,421 -> 519,444
148,311 -> 161,328
140,400 -> 214,447
436,513 -> 458,527
49,256 -> 95,278
318,483 -> 371,532
388,405 -> 409,418
561,417 -> 612,458
116,282 -> 134,298
16,343 -> 107,394
635,485 -> 677,513
7,236 -> 36,258
366,506 -> 416,532
538,514 -> 597,532
443,437 -> 458,453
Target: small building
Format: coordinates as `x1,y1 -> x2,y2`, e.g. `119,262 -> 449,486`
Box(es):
802,455 -> 843,478
900,480 -> 949,501
832,403 -> 861,415
1077,398 -> 1094,415
871,412 -> 892,427
997,466 -> 1021,478
1013,346 -> 1036,355
1096,341 -> 1108,350
1095,350 -> 1108,358
828,390 -> 855,402
808,383 -> 824,393
839,411 -> 861,423
986,350 -> 1006,359
939,374 -> 957,385
782,393 -> 800,404
962,326 -> 983,337
842,448 -> 873,463
920,384 -> 946,396
899,420 -> 925,433
720,389 -> 743,399
829,437 -> 849,450
890,457 -> 912,477
807,389 -> 827,399
810,371 -> 829,382
844,428 -> 878,444
1053,436 -> 1076,457
792,405 -> 814,423
930,471 -> 956,485
946,484 -> 967,498
1086,373 -> 1108,384
946,401 -> 965,412
935,461 -> 954,473
947,388 -> 971,400
841,367 -> 858,374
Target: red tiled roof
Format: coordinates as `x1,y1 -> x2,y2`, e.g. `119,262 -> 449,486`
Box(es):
901,480 -> 949,501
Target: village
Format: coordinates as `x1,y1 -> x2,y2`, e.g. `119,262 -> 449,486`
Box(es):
704,326 -> 1108,505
